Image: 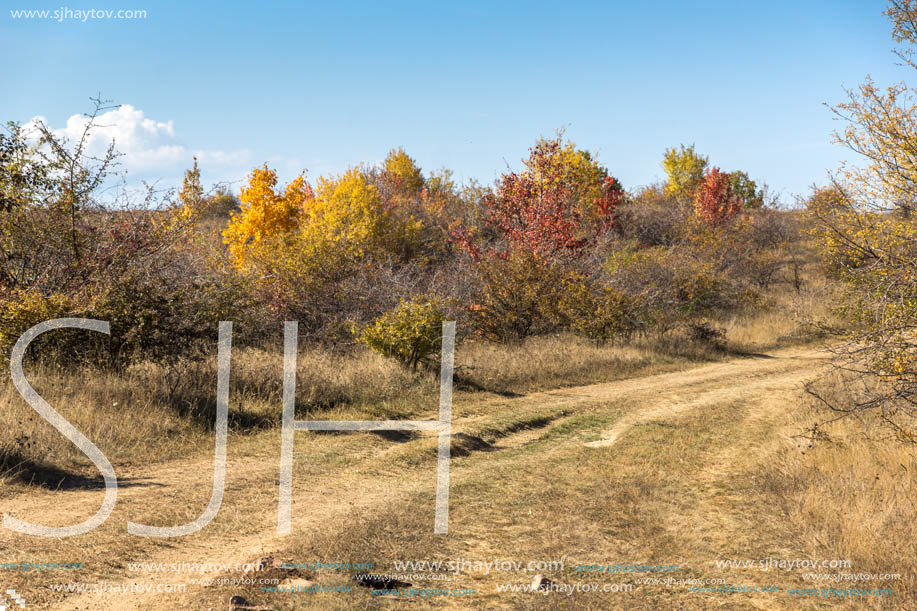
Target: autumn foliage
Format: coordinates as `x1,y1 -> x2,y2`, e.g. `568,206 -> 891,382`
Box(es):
1,105 -> 788,364
448,136 -> 629,341
222,166 -> 313,269
662,143 -> 708,200
458,137 -> 622,262
693,167 -> 744,226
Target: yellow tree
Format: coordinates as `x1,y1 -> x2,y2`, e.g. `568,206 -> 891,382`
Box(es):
223,165 -> 423,322
222,165 -> 313,269
662,143 -> 708,200
164,157 -> 206,230
383,147 -> 424,193
178,157 -> 203,209
810,0 -> 917,440
300,167 -> 397,261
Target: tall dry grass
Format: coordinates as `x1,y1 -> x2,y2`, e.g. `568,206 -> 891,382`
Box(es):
0,270 -> 828,490
0,346 -> 427,489
721,268 -> 833,351
760,369 -> 917,606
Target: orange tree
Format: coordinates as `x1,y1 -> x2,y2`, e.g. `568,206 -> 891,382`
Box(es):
693,167 -> 744,226
221,163 -> 425,336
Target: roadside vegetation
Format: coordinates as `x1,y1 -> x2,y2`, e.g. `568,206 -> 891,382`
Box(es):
0,99 -> 827,487
5,5 -> 917,607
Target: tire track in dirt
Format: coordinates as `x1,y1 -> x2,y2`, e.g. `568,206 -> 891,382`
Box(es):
0,345 -> 828,610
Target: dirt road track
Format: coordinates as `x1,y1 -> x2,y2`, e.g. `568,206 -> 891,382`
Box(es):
0,345 -> 828,610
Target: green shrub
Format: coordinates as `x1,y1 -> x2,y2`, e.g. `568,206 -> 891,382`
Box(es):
0,289 -> 76,361
469,252 -> 566,342
357,297 -> 445,371
556,275 -> 645,343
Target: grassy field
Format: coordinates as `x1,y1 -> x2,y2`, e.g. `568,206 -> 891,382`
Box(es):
2,268 -> 913,609
0,294 -> 817,493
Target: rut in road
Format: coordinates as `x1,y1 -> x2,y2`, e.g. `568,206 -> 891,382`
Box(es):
0,344 -> 827,610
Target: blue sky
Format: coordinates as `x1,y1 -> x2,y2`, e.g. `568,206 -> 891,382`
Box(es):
0,0 -> 907,201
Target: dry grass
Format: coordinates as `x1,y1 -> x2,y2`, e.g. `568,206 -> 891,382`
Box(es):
0,363 -> 212,490
458,335 -> 694,395
720,255 -> 836,353
0,273 -> 828,492
218,346 -> 914,611
758,369 -> 917,606
0,347 -> 427,490
4,321 -> 915,609
187,344 -> 841,610
0,330 -> 751,489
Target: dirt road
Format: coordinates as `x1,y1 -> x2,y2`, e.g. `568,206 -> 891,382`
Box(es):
0,345 -> 829,610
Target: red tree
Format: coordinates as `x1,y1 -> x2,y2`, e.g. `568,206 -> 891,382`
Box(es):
456,138 -> 622,261
694,167 -> 743,226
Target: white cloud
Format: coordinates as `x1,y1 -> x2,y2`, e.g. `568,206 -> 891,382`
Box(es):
25,105 -> 251,184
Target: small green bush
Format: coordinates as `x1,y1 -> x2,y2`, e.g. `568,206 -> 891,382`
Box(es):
0,289 -> 76,361
556,275 -> 645,343
357,297 -> 445,371
470,252 -> 565,342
